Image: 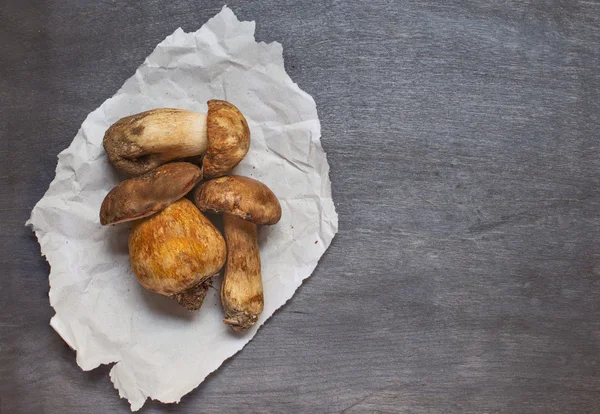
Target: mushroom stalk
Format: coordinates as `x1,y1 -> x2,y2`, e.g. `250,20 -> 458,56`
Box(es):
221,213 -> 264,331
104,109 -> 208,176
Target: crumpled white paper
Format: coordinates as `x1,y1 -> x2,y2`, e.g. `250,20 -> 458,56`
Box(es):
26,6 -> 337,411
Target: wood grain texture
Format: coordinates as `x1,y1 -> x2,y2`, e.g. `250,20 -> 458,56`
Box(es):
2,0 -> 600,413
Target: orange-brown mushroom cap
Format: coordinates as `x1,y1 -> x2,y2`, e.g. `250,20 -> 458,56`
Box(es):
129,198 -> 226,297
100,162 -> 202,225
202,100 -> 251,179
194,175 -> 282,225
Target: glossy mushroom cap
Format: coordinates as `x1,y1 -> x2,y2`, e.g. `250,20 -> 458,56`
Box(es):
194,175 -> 282,225
128,198 -> 226,297
100,162 -> 202,225
203,100 -> 251,179
103,109 -> 208,176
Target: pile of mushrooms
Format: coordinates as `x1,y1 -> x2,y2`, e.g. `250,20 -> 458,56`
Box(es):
100,100 -> 281,332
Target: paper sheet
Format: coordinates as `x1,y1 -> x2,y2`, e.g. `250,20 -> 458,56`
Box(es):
26,6 -> 338,411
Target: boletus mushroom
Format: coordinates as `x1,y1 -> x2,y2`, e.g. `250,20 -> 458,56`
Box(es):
103,100 -> 250,178
99,162 -> 202,225
129,198 -> 227,310
194,175 -> 282,331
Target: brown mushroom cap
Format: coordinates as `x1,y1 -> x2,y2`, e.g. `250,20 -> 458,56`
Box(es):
202,100 -> 251,179
103,109 -> 208,176
194,175 -> 282,225
100,162 -> 202,225
129,198 -> 226,297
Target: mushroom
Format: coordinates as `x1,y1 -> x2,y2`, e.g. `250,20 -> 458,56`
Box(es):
194,175 -> 282,331
100,162 -> 202,225
128,198 -> 227,311
103,100 -> 250,178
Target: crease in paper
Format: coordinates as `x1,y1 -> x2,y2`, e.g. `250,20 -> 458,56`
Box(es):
27,6 -> 337,411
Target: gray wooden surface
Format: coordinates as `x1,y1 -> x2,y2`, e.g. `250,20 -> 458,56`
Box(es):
2,1 -> 600,413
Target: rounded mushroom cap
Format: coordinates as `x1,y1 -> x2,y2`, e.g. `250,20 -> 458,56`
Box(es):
194,175 -> 282,225
100,162 -> 202,225
103,108 -> 207,176
128,198 -> 226,296
203,100 -> 251,179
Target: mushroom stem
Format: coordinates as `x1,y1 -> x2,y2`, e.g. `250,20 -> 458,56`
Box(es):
221,213 -> 264,331
104,109 -> 208,176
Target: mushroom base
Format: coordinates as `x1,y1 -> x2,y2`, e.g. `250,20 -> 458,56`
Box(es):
171,278 -> 212,311
223,311 -> 259,332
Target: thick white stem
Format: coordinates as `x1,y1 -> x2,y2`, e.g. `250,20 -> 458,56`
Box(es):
143,111 -> 208,162
104,108 -> 209,176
